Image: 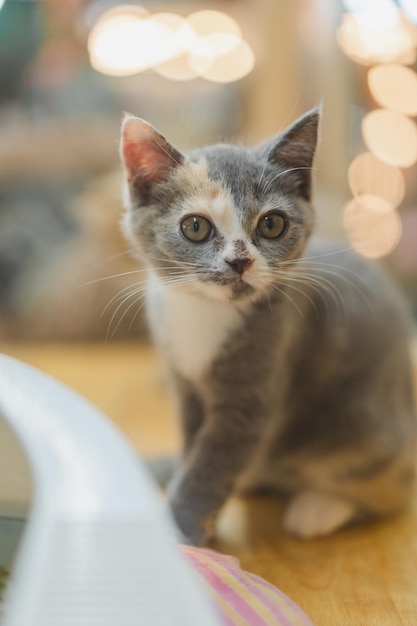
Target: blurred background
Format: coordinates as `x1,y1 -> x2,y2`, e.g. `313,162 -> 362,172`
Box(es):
0,0 -> 416,341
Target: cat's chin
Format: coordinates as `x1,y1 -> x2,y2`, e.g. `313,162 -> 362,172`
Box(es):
230,279 -> 255,299
193,278 -> 258,305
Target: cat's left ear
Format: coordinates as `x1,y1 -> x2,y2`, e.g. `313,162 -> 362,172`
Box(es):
259,106 -> 321,201
120,114 -> 185,204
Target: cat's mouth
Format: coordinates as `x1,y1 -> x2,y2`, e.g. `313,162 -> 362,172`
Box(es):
231,277 -> 251,292
228,277 -> 255,300
198,273 -> 256,301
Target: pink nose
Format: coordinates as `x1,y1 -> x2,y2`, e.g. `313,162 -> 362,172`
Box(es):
225,257 -> 253,275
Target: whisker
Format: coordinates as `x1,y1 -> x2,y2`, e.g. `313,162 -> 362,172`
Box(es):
266,268 -> 326,313
107,291 -> 147,340
93,249 -> 132,268
295,265 -> 374,312
278,252 -> 375,294
260,166 -> 322,197
270,283 -> 305,319
271,260 -> 374,316
127,276 -> 199,331
274,276 -> 319,318
279,253 -> 375,296
101,282 -> 147,318
106,288 -> 146,341
105,274 -> 197,340
263,285 -> 273,312
271,270 -> 343,320
82,262 -> 199,288
81,268 -> 153,287
140,250 -> 208,270
279,247 -> 354,265
128,297 -> 148,331
102,269 -> 194,320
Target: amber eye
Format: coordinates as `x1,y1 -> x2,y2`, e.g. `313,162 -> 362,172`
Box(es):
180,215 -> 212,242
257,212 -> 287,239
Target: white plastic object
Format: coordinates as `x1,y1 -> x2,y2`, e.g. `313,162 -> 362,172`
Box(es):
0,354 -> 220,626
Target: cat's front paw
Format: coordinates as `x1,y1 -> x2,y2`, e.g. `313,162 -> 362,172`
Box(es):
168,499 -> 214,546
283,490 -> 357,539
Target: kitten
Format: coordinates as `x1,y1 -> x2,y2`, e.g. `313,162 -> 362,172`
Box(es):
120,108 -> 416,546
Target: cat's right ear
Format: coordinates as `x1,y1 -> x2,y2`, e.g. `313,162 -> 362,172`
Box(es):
120,114 -> 185,205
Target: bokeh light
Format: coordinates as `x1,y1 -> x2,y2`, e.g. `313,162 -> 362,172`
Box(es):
88,11 -> 177,76
348,152 -> 405,207
342,0 -> 401,29
362,109 -> 417,168
154,54 -> 198,82
340,0 -> 416,262
87,6 -> 254,82
343,196 -> 402,258
368,64 -> 417,116
398,0 -> 417,24
151,13 -> 196,56
337,12 -> 416,65
190,35 -> 254,84
152,13 -> 198,81
186,10 -> 241,39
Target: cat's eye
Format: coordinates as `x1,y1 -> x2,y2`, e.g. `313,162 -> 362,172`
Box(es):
180,215 -> 212,243
257,212 -> 287,239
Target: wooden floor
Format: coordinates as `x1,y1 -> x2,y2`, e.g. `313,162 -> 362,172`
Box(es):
2,342 -> 417,626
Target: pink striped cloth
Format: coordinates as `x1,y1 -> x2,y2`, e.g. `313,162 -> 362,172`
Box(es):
181,546 -> 314,626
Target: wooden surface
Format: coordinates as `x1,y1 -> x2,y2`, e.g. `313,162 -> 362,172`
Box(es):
2,341 -> 417,626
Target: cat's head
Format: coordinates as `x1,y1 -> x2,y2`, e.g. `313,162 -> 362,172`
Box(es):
120,107 -> 320,304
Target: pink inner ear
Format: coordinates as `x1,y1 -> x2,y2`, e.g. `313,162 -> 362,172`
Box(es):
122,140 -> 160,183
121,118 -> 181,185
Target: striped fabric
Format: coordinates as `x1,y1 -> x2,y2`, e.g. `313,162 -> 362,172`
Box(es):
181,547 -> 314,626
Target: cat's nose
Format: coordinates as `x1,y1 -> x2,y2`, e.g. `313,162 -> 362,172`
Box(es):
225,257 -> 253,275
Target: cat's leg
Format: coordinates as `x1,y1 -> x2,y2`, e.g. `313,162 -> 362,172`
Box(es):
282,443 -> 416,539
283,490 -> 357,538
172,374 -> 205,453
167,403 -> 267,546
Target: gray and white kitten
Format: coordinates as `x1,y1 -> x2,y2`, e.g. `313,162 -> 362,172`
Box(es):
120,108 -> 416,546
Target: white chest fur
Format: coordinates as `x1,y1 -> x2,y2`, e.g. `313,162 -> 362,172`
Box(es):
147,277 -> 243,381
